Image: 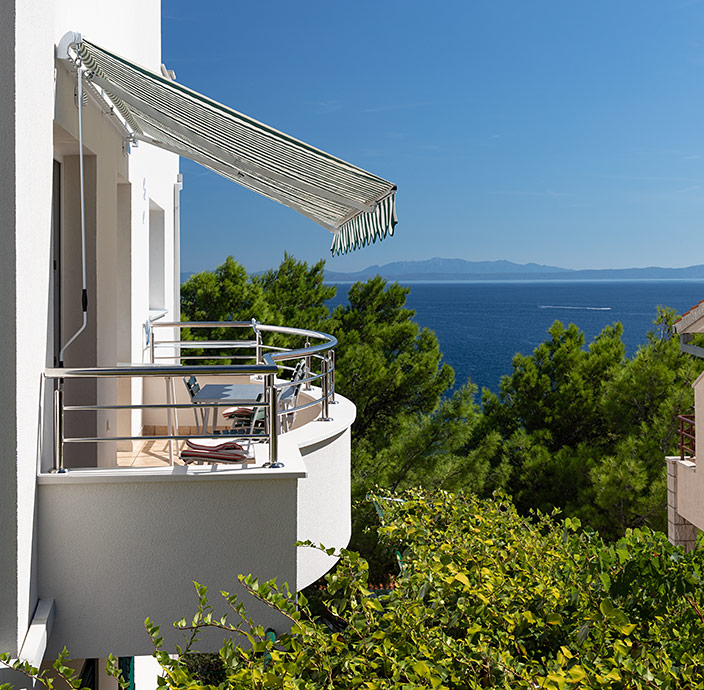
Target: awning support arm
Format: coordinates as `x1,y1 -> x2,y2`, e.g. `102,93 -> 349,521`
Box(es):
59,48 -> 89,365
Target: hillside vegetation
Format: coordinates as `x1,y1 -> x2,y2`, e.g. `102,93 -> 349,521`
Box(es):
5,254 -> 701,689
183,255 -> 703,548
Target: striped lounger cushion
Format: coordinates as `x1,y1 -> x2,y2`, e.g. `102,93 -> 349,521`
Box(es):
181,438 -> 254,464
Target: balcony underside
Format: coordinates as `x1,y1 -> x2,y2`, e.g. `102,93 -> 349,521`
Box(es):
37,393 -> 354,658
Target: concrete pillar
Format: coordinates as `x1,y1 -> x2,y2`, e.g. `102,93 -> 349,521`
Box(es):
667,457 -> 698,552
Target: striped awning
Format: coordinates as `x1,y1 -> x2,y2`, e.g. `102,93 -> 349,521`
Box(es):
74,39 -> 397,255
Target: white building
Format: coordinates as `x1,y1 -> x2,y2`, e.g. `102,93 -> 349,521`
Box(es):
667,301 -> 704,552
0,1 -> 396,687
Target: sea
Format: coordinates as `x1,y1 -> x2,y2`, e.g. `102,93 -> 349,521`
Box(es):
328,280 -> 704,395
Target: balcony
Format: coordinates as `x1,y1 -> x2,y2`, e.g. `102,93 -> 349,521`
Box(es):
37,322 -> 354,658
677,413 -> 695,462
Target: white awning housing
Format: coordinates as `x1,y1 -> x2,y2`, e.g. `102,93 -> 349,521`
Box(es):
71,38 -> 397,255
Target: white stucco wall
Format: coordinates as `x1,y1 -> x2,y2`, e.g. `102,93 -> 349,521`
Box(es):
52,1 -> 162,72
674,372 -> 704,528
296,428 -> 352,590
288,395 -> 355,590
1,0 -> 179,663
38,471 -> 299,658
1,0 -> 355,672
12,0 -> 57,659
0,0 -> 19,658
694,369 -> 704,470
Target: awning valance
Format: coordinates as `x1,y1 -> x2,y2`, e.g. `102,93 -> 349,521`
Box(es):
73,39 -> 397,255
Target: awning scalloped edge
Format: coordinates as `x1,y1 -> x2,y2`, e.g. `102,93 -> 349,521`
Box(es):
331,193 -> 398,256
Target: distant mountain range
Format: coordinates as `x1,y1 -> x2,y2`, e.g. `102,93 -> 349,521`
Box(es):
323,258 -> 704,282
181,259 -> 704,284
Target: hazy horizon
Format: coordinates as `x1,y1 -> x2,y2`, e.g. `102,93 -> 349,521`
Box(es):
180,256 -> 704,280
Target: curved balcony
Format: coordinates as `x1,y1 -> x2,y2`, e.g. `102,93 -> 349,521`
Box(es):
38,322 -> 353,658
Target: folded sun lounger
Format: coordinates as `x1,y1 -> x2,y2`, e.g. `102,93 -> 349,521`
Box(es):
180,438 -> 255,465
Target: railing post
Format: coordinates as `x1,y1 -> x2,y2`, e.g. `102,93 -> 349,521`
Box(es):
319,354 -> 331,421
54,381 -> 64,472
253,319 -> 261,365
165,376 -> 174,466
267,373 -> 279,464
148,321 -> 155,364
330,349 -> 337,404
304,339 -> 312,390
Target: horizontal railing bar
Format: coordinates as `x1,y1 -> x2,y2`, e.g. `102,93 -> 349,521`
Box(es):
266,346 -> 333,364
153,321 -> 333,342
64,401 -> 268,411
61,392 -> 333,417
165,356 -> 257,361
63,433 -> 267,443
286,372 -> 322,388
163,350 -> 327,364
162,344 -> 330,360
153,321 -> 336,349
171,352 -> 328,365
279,384 -> 335,416
152,321 -> 255,328
45,364 -> 278,378
158,340 -> 257,348
256,323 -> 334,340
54,379 -> 325,404
278,396 -> 323,416
63,392 -> 328,416
276,375 -> 316,389
261,347 -> 327,361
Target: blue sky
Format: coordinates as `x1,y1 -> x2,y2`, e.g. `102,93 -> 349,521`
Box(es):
162,1 -> 704,274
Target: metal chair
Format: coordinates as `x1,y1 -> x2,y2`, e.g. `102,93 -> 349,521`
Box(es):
183,375 -> 209,432
278,360 -> 306,431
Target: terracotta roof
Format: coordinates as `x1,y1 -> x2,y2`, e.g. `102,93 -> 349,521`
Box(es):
674,298 -> 704,333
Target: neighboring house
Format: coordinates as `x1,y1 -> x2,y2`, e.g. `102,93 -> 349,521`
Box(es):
667,300 -> 704,552
0,2 -> 396,688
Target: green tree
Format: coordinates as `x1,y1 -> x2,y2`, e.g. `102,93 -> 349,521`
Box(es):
252,252 -> 336,332
478,308 -> 702,540
360,386 -> 497,494
330,277 -> 454,450
180,256 -> 273,363
482,321 -> 626,452
181,256 -> 272,324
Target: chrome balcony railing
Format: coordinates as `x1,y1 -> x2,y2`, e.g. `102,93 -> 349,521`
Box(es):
44,321 -> 337,472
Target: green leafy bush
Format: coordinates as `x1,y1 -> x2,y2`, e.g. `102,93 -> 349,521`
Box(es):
5,490 -> 704,688
136,490 -> 704,688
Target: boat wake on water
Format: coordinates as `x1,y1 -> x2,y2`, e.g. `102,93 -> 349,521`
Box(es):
538,305 -> 611,311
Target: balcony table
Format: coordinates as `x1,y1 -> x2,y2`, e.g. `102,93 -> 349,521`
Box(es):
190,383 -> 265,434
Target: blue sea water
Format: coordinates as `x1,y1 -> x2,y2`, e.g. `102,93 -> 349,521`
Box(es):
328,280 -> 704,394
